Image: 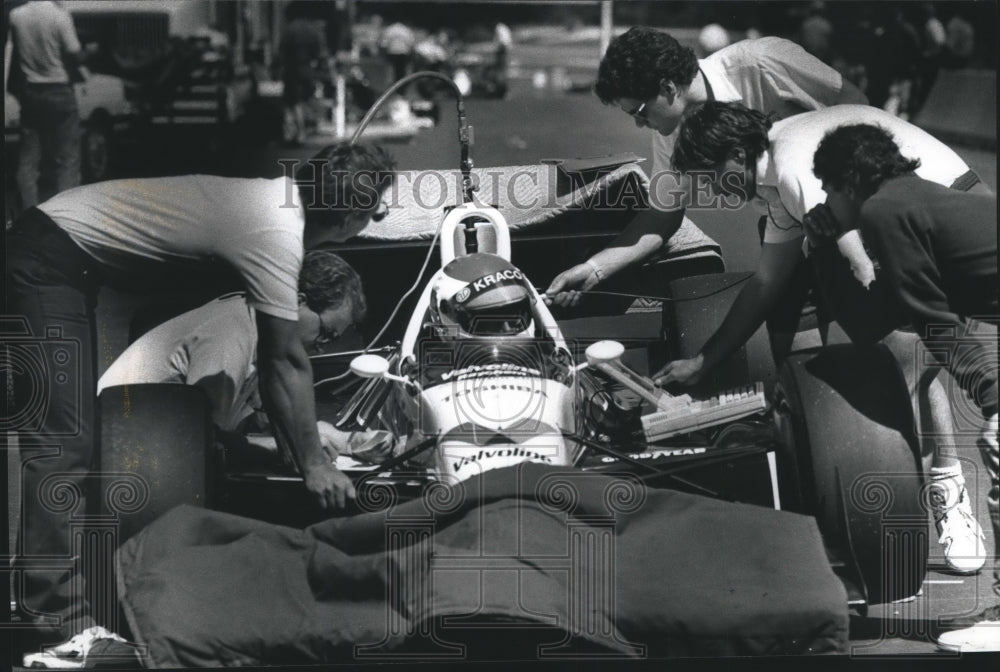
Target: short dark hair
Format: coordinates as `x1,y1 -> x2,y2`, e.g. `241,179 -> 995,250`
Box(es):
299,250 -> 367,325
295,143 -> 396,229
672,102 -> 772,173
594,27 -> 699,104
813,124 -> 921,199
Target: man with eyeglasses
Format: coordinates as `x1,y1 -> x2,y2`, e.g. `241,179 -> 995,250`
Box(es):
543,26 -> 868,307
6,141 -> 394,664
98,250 -> 366,443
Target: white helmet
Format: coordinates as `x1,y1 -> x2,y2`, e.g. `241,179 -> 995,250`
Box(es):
431,253 -> 535,340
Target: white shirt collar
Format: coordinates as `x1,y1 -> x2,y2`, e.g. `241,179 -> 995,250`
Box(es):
756,149 -> 776,190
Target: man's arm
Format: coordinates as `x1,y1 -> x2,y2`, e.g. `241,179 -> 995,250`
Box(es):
56,5 -> 86,80
544,207 -> 684,307
655,238 -> 804,386
255,312 -> 356,508
802,203 -> 906,344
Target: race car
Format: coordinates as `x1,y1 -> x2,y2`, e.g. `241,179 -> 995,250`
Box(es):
97,196 -> 929,615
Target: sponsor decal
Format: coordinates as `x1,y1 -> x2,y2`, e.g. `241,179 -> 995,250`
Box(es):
471,268 -> 524,292
455,287 -> 472,303
600,447 -> 707,463
452,446 -> 554,472
442,382 -> 546,404
440,363 -> 540,382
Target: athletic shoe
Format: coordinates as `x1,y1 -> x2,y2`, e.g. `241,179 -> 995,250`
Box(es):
22,626 -> 135,669
937,605 -> 1000,653
928,474 -> 987,574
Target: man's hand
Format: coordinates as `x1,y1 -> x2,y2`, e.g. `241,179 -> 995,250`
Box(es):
802,203 -> 845,249
303,462 -> 357,509
316,420 -> 351,459
652,354 -> 706,388
543,263 -> 600,308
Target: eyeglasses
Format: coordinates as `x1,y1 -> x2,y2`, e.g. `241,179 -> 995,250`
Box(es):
312,321 -> 342,354
625,100 -> 651,120
371,201 -> 389,223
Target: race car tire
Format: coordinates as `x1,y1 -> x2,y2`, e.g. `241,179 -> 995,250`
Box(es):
98,384 -> 215,543
772,344 -> 927,604
661,272 -> 776,396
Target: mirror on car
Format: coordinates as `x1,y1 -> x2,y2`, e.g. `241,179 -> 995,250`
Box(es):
584,340 -> 626,365
350,354 -> 391,379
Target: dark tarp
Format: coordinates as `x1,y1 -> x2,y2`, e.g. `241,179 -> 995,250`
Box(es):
116,464 -> 848,667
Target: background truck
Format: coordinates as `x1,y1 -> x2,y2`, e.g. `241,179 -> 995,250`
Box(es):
66,0 -> 256,154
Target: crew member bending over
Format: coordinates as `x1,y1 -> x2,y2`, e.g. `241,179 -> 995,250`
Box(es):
544,27 -> 867,308
807,124 -> 997,653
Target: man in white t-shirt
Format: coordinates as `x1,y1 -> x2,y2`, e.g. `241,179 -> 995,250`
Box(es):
544,26 -> 867,307
97,250 -> 365,435
6,142 -> 395,662
658,101 -> 989,577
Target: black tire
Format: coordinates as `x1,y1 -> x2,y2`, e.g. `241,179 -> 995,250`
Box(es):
661,272 -> 776,396
81,119 -> 111,183
99,384 -> 215,542
772,344 -> 927,604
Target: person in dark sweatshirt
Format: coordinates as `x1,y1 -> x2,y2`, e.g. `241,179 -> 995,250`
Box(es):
807,123 -> 998,653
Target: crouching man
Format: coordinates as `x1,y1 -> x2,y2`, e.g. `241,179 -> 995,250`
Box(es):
97,251 -> 367,474
807,124 -> 998,653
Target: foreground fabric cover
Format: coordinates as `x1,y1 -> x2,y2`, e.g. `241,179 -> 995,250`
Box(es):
117,464 -> 848,667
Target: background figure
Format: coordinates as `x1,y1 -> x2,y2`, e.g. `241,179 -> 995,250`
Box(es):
380,21 -> 416,85
942,14 -> 975,69
912,2 -> 946,113
696,23 -> 730,57
494,21 -> 513,72
7,0 -> 84,209
280,1 -> 327,145
797,1 -> 834,64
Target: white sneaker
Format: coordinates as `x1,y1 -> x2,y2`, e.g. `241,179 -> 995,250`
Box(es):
928,475 -> 987,574
938,606 -> 1000,652
22,626 -> 127,669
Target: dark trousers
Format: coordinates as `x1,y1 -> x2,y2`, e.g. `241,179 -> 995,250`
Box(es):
6,208 -> 100,641
386,54 -> 410,84
15,84 -> 81,210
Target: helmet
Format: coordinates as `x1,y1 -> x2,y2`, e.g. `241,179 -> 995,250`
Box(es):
431,253 -> 535,340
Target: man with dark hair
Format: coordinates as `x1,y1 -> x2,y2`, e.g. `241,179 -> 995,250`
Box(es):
5,142 -> 394,665
658,102 -> 989,578
544,26 -> 867,307
807,124 -> 998,653
98,250 -> 367,434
